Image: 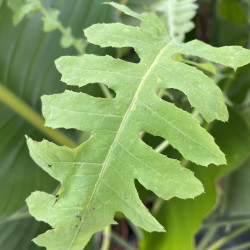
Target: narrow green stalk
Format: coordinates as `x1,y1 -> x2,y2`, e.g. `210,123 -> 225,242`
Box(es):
111,231 -> 136,250
154,140 -> 170,153
101,226 -> 111,250
0,210 -> 30,225
0,84 -> 76,148
99,83 -> 114,99
196,227 -> 218,250
39,7 -> 84,56
206,225 -> 250,250
203,217 -> 250,228
227,242 -> 250,250
151,198 -> 164,215
128,220 -> 142,240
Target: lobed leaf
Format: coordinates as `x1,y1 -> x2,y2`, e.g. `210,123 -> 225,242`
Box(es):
153,0 -> 198,41
26,3 -> 250,249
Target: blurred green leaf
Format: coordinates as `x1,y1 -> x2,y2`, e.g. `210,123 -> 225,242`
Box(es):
60,27 -> 74,48
13,0 -> 41,25
42,8 -> 60,32
224,156 -> 250,216
6,0 -> 24,12
0,216 -> 49,250
212,0 -> 249,47
219,0 -> 248,24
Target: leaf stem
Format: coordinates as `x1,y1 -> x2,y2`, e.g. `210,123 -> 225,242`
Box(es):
196,227 -> 218,250
227,241 -> 250,250
203,217 -> 250,228
39,7 -> 85,56
101,226 -> 111,250
206,225 -> 250,250
111,231 -> 136,250
0,210 -> 30,225
154,140 -> 169,153
0,84 -> 76,148
151,198 -> 164,215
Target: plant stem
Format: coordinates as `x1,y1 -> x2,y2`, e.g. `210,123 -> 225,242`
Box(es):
0,84 -> 76,148
227,242 -> 250,250
39,7 -> 84,56
154,140 -> 170,153
206,225 -> 250,250
203,217 -> 250,228
99,83 -> 113,99
128,220 -> 142,240
111,231 -> 136,250
0,210 -> 30,225
151,198 -> 164,215
196,227 -> 218,250
101,226 -> 111,250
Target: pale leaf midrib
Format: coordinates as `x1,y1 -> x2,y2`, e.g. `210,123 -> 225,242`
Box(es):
67,40 -> 174,249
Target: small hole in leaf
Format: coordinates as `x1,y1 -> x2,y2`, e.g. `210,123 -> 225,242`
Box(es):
172,53 -> 219,78
135,180 -> 155,208
140,132 -> 182,160
119,47 -> 140,63
57,128 -> 90,146
68,83 -> 116,98
157,88 -> 192,112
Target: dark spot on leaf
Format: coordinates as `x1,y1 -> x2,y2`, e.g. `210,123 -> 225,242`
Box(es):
56,194 -> 59,198
76,215 -> 82,221
92,207 -> 95,211
48,164 -> 52,168
53,199 -> 58,206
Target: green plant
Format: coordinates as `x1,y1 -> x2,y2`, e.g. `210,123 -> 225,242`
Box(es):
24,2 -> 250,249
153,0 -> 198,41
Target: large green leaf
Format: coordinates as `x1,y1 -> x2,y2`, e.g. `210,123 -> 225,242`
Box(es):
140,108 -> 250,250
25,3 -> 250,249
